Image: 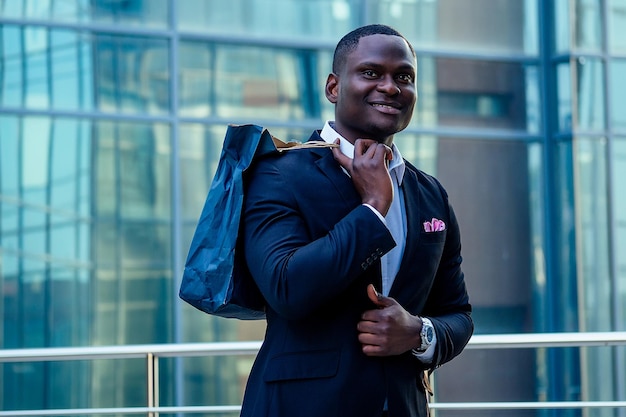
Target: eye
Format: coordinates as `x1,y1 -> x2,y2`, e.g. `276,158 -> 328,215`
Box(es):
362,69 -> 379,78
396,73 -> 414,84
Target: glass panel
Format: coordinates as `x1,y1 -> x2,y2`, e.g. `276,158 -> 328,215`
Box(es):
575,137 -> 610,330
177,0 -> 357,42
610,59 -> 626,131
179,42 -> 320,120
420,136 -> 539,406
94,34 -> 170,115
0,25 -> 23,107
0,115 -> 173,410
557,61 -> 574,131
0,0 -> 168,28
90,119 -> 172,346
555,0 -> 603,53
555,0 -> 571,52
0,26 -> 167,113
369,0 -> 539,55
576,58 -> 605,131
609,0 -> 626,53
50,30 -> 93,110
24,26 -> 49,108
0,115 -> 20,196
21,116 -> 51,205
554,140 -> 579,331
411,57 -> 537,132
613,138 -> 626,330
574,136 -> 615,410
0,114 -> 97,409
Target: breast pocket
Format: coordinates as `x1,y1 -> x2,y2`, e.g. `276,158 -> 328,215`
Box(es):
419,230 -> 447,245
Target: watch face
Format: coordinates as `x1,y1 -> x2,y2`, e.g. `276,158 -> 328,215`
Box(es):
425,326 -> 434,343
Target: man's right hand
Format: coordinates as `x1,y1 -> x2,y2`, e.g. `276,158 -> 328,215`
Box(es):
332,138 -> 393,216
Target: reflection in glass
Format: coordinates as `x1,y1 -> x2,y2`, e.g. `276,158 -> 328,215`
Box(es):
574,137 -> 616,405
179,42 -> 321,120
555,0 -> 603,52
557,62 -> 574,132
0,0 -> 168,28
369,0 -> 538,55
94,34 -> 170,115
575,137 -> 610,331
415,57 -> 536,131
0,114 -> 173,410
609,0 -> 626,53
610,60 -> 626,131
432,137 -> 539,403
177,0 -> 356,41
576,58 -> 605,131
613,139 -> 626,330
0,26 -> 169,114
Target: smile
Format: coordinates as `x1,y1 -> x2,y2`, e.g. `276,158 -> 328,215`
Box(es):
371,103 -> 401,114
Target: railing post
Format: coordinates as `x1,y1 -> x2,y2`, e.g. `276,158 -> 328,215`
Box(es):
147,352 -> 159,417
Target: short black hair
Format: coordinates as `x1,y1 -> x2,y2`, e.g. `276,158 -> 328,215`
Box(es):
332,24 -> 416,74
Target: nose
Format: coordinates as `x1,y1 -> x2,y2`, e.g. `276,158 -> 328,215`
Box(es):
377,76 -> 401,95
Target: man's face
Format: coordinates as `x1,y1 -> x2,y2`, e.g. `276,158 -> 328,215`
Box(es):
325,34 -> 417,145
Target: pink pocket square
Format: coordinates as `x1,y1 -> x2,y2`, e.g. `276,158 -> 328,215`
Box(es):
423,218 -> 446,232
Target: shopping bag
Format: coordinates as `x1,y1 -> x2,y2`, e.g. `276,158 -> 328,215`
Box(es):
179,124 -> 335,319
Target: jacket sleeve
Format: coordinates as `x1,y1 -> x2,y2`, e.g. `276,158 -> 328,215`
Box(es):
242,157 -> 396,321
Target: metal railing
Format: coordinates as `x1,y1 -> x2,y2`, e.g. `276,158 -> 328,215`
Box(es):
1,332 -> 626,416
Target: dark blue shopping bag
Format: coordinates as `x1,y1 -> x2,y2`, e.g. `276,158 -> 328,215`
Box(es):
179,124 -> 335,319
179,124 -> 271,319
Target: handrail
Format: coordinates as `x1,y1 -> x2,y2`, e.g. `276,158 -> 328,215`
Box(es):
1,332 -> 625,416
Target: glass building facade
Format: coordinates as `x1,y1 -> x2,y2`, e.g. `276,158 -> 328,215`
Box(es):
0,1 -> 624,416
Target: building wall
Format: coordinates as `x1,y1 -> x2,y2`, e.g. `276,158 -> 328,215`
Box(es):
1,0 -> 625,415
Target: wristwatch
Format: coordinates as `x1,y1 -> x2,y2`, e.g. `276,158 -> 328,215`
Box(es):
414,317 -> 434,353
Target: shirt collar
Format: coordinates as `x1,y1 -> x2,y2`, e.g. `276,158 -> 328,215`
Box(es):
320,121 -> 406,184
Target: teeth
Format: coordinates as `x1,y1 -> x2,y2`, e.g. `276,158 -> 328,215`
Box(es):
373,104 -> 394,109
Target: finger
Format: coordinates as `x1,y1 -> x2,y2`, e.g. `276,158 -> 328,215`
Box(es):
362,344 -> 384,356
331,139 -> 352,171
367,284 -> 396,308
354,139 -> 377,157
367,284 -> 385,307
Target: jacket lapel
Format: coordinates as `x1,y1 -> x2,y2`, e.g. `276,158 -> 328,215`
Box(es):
308,132 -> 361,209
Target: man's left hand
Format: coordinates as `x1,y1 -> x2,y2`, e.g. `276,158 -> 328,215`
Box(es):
357,284 -> 423,356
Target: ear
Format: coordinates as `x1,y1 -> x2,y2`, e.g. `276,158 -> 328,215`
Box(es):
325,73 -> 339,104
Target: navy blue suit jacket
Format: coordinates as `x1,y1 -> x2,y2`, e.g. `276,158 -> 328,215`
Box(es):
240,131 -> 472,417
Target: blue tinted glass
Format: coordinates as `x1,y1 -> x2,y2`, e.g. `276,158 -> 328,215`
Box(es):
557,62 -> 573,131
94,35 -> 170,115
576,58 -> 605,131
369,0 -> 538,55
179,42 -> 322,120
413,57 -> 538,132
51,30 -> 93,110
556,0 -> 603,52
21,117 -> 51,205
177,0 -> 357,41
0,0 -> 168,27
0,116 -> 20,195
613,139 -> 626,329
0,25 -> 23,106
24,26 -> 49,108
575,137 -> 610,329
610,60 -> 626,131
609,0 -> 626,53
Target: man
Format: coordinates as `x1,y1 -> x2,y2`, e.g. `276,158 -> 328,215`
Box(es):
240,24 -> 473,417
